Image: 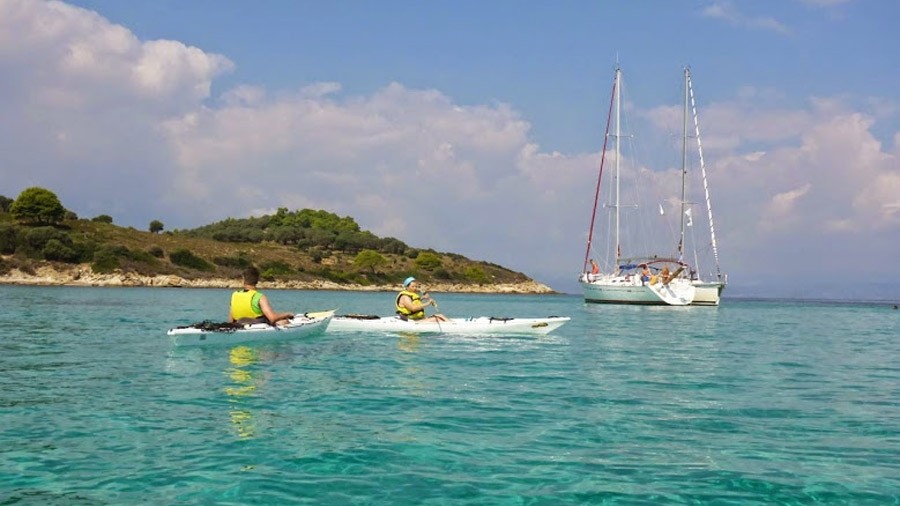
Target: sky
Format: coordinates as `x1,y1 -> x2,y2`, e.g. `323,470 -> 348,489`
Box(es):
1,0 -> 898,299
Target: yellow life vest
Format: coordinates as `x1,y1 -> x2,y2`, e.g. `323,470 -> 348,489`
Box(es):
395,289 -> 425,320
231,289 -> 264,320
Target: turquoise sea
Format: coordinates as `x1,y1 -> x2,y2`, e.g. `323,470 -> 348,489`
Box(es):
1,285 -> 897,505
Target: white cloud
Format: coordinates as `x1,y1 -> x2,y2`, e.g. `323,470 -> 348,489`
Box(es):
0,0 -> 233,222
760,183 -> 811,233
700,1 -> 791,35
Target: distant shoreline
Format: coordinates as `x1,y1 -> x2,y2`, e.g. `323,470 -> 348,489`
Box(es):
0,265 -> 558,295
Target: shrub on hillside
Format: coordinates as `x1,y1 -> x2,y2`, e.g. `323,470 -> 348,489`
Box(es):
465,266 -> 489,284
43,239 -> 79,263
0,223 -> 20,254
72,241 -> 99,264
260,260 -> 293,280
91,246 -> 121,274
353,249 -> 386,273
415,251 -> 443,271
127,249 -> 159,265
433,268 -> 452,279
169,248 -> 214,272
25,226 -> 71,252
213,254 -> 251,268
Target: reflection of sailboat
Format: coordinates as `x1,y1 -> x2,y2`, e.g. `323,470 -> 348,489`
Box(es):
580,65 -> 696,306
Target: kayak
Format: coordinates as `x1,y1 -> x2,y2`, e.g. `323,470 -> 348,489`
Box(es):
327,314 -> 570,336
167,310 -> 335,347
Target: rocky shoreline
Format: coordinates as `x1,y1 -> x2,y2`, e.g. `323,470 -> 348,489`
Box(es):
0,265 -> 557,294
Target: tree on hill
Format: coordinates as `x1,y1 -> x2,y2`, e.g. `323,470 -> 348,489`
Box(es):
415,251 -> 443,271
149,220 -> 164,234
354,249 -> 387,274
10,187 -> 66,225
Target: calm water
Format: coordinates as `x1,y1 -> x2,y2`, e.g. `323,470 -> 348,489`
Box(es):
0,285 -> 897,505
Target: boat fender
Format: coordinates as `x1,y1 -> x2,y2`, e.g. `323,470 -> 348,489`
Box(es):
489,317 -> 514,322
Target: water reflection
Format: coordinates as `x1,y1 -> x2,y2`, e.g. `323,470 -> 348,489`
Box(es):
397,332 -> 421,353
225,345 -> 265,439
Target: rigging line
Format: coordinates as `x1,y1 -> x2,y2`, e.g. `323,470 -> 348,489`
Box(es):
583,74 -> 617,272
687,71 -> 721,277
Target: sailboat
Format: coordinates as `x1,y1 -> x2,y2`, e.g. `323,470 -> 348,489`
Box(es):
579,66 -> 725,306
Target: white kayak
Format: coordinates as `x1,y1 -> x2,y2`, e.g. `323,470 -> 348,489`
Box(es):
328,314 -> 570,336
167,310 -> 335,347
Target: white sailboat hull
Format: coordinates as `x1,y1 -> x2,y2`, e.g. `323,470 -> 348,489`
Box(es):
691,281 -> 725,306
581,275 -> 696,306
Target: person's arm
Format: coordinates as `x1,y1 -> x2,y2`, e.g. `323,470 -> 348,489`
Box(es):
259,295 -> 294,323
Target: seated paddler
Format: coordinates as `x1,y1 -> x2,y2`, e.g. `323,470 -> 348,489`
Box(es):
228,266 -> 295,326
396,276 -> 448,323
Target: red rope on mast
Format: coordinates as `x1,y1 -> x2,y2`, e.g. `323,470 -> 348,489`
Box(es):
583,77 -> 617,272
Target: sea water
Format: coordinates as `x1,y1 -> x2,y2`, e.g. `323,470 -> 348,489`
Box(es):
0,285 -> 897,505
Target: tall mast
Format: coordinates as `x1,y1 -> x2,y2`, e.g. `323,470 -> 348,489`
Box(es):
614,66 -> 621,263
581,71 -> 617,273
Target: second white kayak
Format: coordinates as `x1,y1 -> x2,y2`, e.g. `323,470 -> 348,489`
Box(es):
328,315 -> 570,335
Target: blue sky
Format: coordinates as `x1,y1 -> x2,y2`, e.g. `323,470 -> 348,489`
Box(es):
2,0 -> 898,298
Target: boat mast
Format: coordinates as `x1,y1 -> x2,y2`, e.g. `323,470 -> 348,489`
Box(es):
581,72 -> 617,273
679,67 -> 689,260
614,66 -> 622,264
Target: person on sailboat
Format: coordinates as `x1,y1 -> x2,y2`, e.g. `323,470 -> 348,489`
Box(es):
660,266 -> 672,285
640,264 -> 651,285
396,277 -> 448,323
588,259 -> 600,281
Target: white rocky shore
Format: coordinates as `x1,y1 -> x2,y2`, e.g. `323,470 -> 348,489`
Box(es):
0,265 -> 557,294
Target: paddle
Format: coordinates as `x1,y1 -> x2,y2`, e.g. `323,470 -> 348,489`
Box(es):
423,291 -> 442,332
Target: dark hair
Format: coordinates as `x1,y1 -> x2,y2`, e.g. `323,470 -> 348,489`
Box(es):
243,266 -> 260,285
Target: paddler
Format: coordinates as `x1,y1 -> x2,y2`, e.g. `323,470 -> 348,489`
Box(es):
395,276 -> 449,323
228,266 -> 295,326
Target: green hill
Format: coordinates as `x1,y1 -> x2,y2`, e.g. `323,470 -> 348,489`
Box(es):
0,204 -> 535,290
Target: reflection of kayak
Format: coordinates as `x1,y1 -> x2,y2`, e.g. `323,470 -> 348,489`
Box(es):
167,310 -> 334,347
328,314 -> 570,335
